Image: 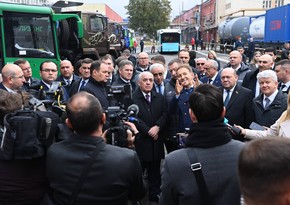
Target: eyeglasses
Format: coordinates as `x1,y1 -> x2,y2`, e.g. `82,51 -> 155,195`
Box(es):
153,73 -> 163,77
197,63 -> 205,66
12,75 -> 24,79
179,57 -> 189,59
258,61 -> 269,64
41,69 -> 58,73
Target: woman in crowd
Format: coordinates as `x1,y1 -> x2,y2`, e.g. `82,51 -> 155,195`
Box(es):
207,50 -> 221,70
236,92 -> 290,139
248,51 -> 261,70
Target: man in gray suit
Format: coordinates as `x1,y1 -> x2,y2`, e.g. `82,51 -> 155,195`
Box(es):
160,84 -> 244,205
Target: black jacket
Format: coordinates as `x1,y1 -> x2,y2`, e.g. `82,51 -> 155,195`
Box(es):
132,89 -> 168,161
81,77 -> 109,109
46,135 -> 146,205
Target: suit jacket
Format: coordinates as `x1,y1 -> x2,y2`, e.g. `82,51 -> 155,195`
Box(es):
200,72 -> 222,87
222,85 -> 255,141
241,68 -> 259,97
69,78 -> 82,97
46,135 -> 146,205
132,89 -> 168,161
253,91 -> 288,127
0,83 -> 8,92
81,77 -> 109,109
56,74 -> 80,95
112,76 -> 138,93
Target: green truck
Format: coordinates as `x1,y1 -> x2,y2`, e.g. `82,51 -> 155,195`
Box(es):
0,2 -> 83,78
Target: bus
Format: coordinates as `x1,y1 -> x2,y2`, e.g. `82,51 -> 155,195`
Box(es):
157,29 -> 181,53
0,2 -> 83,78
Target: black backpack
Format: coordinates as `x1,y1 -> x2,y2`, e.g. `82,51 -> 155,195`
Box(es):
0,109 -> 60,160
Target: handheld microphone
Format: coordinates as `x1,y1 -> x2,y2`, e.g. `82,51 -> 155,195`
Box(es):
128,117 -> 139,124
224,118 -> 241,135
127,104 -> 139,116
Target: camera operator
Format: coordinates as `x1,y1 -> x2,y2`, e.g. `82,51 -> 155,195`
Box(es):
0,90 -> 48,205
45,92 -> 146,205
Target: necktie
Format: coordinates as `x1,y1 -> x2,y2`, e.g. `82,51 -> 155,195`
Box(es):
79,80 -> 86,91
145,94 -> 150,103
224,90 -> 230,106
208,78 -> 212,84
158,84 -> 162,94
66,80 -> 71,86
264,97 -> 271,108
280,84 -> 286,91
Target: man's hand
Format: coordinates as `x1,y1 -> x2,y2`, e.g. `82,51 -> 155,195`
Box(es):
175,79 -> 183,95
148,125 -> 160,140
124,121 -> 139,148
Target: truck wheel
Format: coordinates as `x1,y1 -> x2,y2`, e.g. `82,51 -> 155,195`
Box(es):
58,20 -> 70,48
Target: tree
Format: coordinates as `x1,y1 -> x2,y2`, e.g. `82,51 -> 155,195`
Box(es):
125,0 -> 171,39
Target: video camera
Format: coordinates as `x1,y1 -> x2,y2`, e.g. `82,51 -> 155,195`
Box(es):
105,104 -> 139,148
27,81 -> 67,119
106,84 -> 132,109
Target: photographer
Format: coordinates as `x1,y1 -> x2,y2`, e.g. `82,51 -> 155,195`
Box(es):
45,92 -> 146,205
0,90 -> 48,205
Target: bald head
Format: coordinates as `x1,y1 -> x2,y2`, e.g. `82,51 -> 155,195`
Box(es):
66,92 -> 104,135
229,50 -> 242,69
60,59 -> 74,79
258,54 -> 274,71
1,64 -> 25,91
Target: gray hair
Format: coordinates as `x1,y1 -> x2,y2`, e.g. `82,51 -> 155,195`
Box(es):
257,70 -> 278,82
118,59 -> 133,69
138,71 -> 154,81
149,63 -> 165,72
207,59 -> 219,70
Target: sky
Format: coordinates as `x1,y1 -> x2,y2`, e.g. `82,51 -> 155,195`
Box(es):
81,0 -> 199,19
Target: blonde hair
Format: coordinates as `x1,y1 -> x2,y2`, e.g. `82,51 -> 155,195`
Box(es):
208,50 -> 217,60
251,51 -> 262,64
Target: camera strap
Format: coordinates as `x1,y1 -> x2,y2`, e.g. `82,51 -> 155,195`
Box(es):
69,142 -> 105,205
186,148 -> 213,205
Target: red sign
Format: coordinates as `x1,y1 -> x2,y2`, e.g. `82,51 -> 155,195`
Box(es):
270,20 -> 282,30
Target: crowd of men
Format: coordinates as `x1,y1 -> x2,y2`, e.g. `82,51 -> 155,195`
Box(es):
0,44 -> 290,205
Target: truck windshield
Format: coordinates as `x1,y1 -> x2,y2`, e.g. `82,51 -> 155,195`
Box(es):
3,12 -> 55,58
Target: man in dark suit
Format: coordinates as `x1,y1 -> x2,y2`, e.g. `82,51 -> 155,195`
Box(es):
57,60 -> 80,95
30,60 -> 69,102
275,59 -> 290,94
69,58 -> 93,97
150,63 -> 168,95
200,59 -> 222,87
132,71 -> 168,203
242,54 -> 274,98
13,59 -> 40,91
81,60 -> 110,109
221,68 -> 255,141
0,64 -> 25,93
46,92 -> 146,204
112,59 -> 137,93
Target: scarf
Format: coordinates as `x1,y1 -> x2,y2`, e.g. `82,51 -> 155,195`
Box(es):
185,118 -> 232,148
